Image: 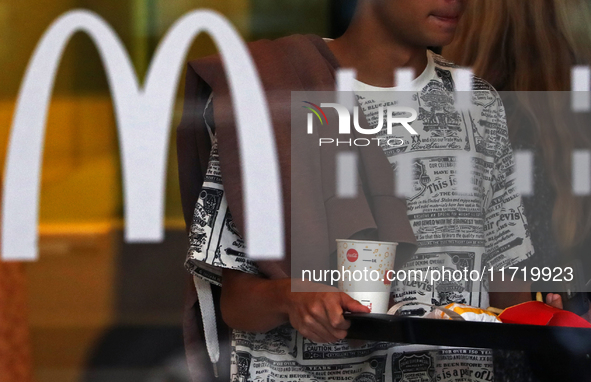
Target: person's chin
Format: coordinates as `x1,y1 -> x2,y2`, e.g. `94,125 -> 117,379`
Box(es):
424,31 -> 457,47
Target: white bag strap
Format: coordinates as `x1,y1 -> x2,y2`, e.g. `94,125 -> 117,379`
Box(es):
193,276 -> 220,378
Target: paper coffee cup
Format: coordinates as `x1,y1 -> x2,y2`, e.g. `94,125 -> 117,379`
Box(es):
336,239 -> 398,314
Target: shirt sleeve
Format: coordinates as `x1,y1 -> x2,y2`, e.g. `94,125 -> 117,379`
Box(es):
184,95 -> 261,286
482,93 -> 535,271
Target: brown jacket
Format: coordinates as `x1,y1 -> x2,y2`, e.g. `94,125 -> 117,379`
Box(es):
177,34 -> 417,381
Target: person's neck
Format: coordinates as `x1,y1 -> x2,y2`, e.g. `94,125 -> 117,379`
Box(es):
327,6 -> 428,87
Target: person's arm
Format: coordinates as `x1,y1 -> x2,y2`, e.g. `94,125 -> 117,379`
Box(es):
489,281 -> 565,310
220,268 -> 370,343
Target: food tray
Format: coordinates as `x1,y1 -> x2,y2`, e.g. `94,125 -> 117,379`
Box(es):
345,313 -> 591,354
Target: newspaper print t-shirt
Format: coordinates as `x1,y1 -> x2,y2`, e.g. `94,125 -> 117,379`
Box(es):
354,50 -> 534,312
185,50 -> 535,382
352,51 -> 534,381
184,140 -> 261,285
184,93 -> 260,285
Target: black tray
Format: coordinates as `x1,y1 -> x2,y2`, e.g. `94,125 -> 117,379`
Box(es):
345,313 -> 591,354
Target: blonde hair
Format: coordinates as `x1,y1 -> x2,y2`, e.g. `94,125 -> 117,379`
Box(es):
444,0 -> 591,250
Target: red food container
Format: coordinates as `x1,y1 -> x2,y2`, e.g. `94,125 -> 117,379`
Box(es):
499,301 -> 591,328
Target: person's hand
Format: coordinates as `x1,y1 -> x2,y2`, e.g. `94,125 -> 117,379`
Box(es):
545,293 -> 563,309
282,281 -> 370,344
545,293 -> 591,323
